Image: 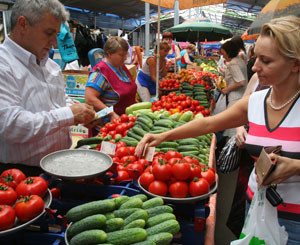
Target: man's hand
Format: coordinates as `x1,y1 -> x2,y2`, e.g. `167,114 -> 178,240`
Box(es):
70,103 -> 96,125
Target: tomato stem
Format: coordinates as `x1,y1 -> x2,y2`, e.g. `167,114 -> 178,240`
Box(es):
25,177 -> 34,185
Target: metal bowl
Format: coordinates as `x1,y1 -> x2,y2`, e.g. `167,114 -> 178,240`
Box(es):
0,189 -> 52,236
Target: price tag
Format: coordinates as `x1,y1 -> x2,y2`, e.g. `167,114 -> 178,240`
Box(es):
144,147 -> 155,162
100,141 -> 116,155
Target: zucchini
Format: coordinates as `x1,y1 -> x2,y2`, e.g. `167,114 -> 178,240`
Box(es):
70,229 -> 107,245
126,102 -> 152,115
157,141 -> 179,149
76,136 -> 103,148
104,218 -> 124,232
142,197 -> 164,209
177,145 -> 199,152
106,228 -> 147,245
66,199 -> 115,222
146,220 -> 180,236
146,205 -> 173,218
123,209 -> 148,226
131,194 -> 148,202
127,130 -> 143,141
119,198 -> 143,210
113,195 -> 130,209
123,219 -> 146,229
146,213 -> 176,228
147,232 -> 173,245
132,126 -> 148,137
113,208 -> 141,219
67,214 -> 106,239
179,111 -> 194,122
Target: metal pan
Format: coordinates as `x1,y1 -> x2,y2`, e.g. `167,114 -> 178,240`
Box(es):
40,149 -> 112,180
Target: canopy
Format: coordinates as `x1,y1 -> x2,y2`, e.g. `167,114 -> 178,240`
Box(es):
165,21 -> 232,42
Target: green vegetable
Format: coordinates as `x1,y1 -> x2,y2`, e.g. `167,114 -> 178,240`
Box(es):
133,241 -> 155,245
131,194 -> 148,202
134,121 -> 151,132
104,218 -> 124,232
76,137 -> 103,148
132,126 -> 148,137
70,229 -> 107,245
154,119 -> 174,128
179,150 -> 200,155
67,214 -> 106,239
177,145 -> 199,152
169,112 -> 181,121
132,109 -> 153,116
177,138 -> 199,146
115,134 -> 122,142
142,197 -> 164,209
66,199 -> 115,222
194,113 -> 204,119
113,195 -> 130,209
147,232 -> 173,245
146,213 -> 176,228
159,147 -> 178,153
179,111 -> 194,122
120,137 -> 138,147
106,228 -> 147,245
157,141 -> 179,149
105,212 -> 115,220
137,117 -> 153,128
119,198 -> 143,210
123,219 -> 146,229
146,220 -> 180,236
146,206 -> 173,218
123,209 -> 148,226
103,135 -> 113,141
127,130 -> 143,141
126,102 -> 152,115
113,208 -> 141,219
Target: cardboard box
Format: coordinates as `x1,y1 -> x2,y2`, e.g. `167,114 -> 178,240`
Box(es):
126,64 -> 137,80
62,70 -> 90,96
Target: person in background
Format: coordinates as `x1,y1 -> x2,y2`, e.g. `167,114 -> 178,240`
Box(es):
162,32 -> 181,69
247,45 -> 256,80
136,16 -> 300,244
136,41 -> 171,102
177,43 -> 196,70
231,35 -> 247,64
85,36 -> 137,135
0,0 -> 96,175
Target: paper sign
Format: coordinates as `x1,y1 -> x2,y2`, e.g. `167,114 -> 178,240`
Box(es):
100,141 -> 116,155
144,147 -> 156,162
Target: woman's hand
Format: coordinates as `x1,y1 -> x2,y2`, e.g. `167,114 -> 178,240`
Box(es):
263,154 -> 300,185
135,133 -> 166,158
221,88 -> 228,94
235,126 -> 247,148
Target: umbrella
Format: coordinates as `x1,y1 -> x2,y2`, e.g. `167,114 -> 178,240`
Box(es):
141,0 -> 227,10
165,21 -> 232,42
249,0 -> 300,35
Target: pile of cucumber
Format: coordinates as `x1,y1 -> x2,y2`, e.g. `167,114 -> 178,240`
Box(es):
66,194 -> 180,245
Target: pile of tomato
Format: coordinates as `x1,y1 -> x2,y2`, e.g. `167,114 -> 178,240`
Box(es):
159,79 -> 181,90
139,151 -> 216,198
152,92 -> 211,116
0,169 -> 48,231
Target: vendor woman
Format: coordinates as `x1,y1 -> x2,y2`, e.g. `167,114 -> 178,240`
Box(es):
162,32 -> 181,65
85,37 -> 137,134
177,44 -> 196,69
136,41 -> 171,101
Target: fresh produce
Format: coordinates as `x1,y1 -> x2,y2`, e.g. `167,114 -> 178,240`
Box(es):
146,220 -> 180,236
0,184 -> 17,206
14,195 -> 44,223
0,205 -> 15,231
0,169 -> 26,189
126,102 -> 152,115
147,232 -> 173,245
159,79 -> 181,90
106,228 -> 147,245
70,229 -> 107,245
105,217 -> 124,232
15,176 -> 48,198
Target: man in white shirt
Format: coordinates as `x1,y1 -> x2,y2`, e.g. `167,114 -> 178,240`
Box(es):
0,0 -> 96,174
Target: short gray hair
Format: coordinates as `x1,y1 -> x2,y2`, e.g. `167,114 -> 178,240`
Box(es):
11,0 -> 69,30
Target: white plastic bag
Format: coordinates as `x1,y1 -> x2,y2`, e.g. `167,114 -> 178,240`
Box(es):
231,186 -> 288,245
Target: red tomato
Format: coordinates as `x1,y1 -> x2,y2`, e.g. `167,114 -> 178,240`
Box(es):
14,195 -> 44,223
190,165 -> 202,179
115,171 -> 131,183
129,116 -> 137,122
165,151 -> 182,160
189,178 -> 210,197
112,156 -> 121,163
100,127 -> 108,133
169,181 -> 189,198
192,100 -> 200,106
127,121 -> 134,129
115,147 -> 129,158
152,156 -> 167,167
168,157 -> 182,166
127,147 -> 136,156
116,141 -> 127,149
15,177 -> 48,198
127,163 -> 144,178
0,205 -> 15,231
121,155 -> 136,164
120,114 -> 129,123
201,169 -> 215,186
0,184 -> 17,206
183,156 -> 194,164
172,162 -> 191,181
0,169 -> 26,189
152,163 -> 172,182
139,172 -> 155,189
50,188 -> 61,199
148,180 -> 168,196
137,159 -> 149,168
115,124 -> 127,134
192,157 -> 200,165
108,130 -> 117,138
106,123 -> 117,131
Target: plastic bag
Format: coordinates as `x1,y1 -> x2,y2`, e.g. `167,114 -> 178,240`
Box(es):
217,136 -> 241,173
231,187 -> 288,245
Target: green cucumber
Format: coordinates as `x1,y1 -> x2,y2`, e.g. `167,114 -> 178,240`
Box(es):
113,195 -> 130,209
159,147 -> 177,153
70,229 -> 107,245
76,136 -> 103,148
106,228 -> 147,245
127,130 -> 143,141
147,232 -> 173,245
138,114 -> 154,123
134,121 -> 151,132
137,117 -> 153,128
67,214 -> 106,239
178,138 -> 199,145
180,152 -> 202,162
131,194 -> 148,202
104,218 -> 124,232
123,219 -> 146,229
103,135 -> 113,141
119,198 -> 143,210
154,119 -> 174,128
179,150 -> 200,155
113,208 -> 141,219
142,197 -> 164,209
132,126 -> 148,137
133,241 -> 155,245
146,205 -> 173,218
177,145 -> 199,152
146,220 -> 180,236
151,126 -> 170,131
105,212 -> 115,220
120,137 -> 138,147
66,199 -> 115,222
149,129 -> 169,134
146,213 -> 176,228
123,209 -> 148,226
157,141 -> 179,149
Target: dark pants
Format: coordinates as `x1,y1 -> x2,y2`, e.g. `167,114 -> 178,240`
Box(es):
0,163 -> 44,176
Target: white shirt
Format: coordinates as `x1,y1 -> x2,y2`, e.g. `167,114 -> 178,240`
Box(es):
0,37 -> 74,166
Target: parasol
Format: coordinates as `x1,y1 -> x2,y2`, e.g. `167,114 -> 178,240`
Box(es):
249,0 -> 300,35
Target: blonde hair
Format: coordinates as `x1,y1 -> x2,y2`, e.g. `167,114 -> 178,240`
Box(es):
104,36 -> 129,56
260,15 -> 300,61
187,44 -> 196,52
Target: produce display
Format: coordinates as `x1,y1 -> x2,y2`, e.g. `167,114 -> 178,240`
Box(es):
65,194 -> 180,245
0,169 -> 48,231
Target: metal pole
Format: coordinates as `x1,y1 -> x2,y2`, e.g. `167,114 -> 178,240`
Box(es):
145,3 -> 150,57
155,0 -> 161,99
174,0 -> 179,26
